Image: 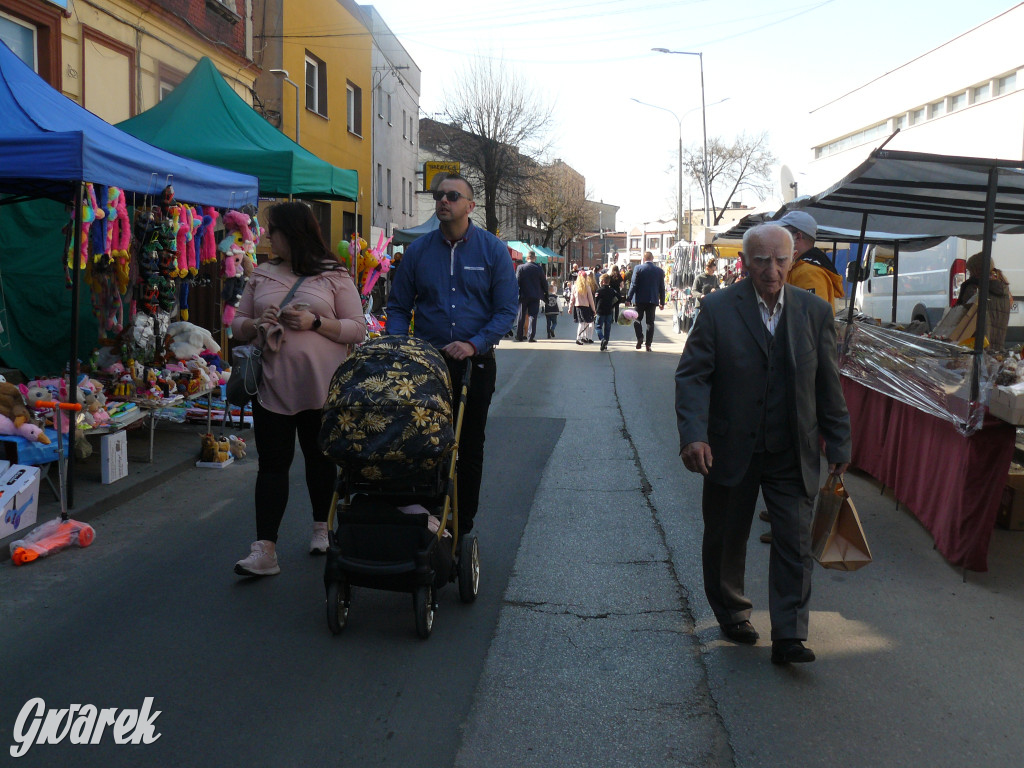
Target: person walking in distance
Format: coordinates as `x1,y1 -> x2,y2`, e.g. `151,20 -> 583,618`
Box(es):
515,250 -> 548,342
675,224 -> 850,665
232,202 -> 367,577
593,273 -> 621,351
775,210 -> 844,308
543,280 -> 561,339
386,173 -> 519,534
568,269 -> 597,345
627,251 -> 666,351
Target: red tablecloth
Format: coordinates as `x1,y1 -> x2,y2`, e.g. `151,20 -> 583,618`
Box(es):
842,377 -> 1016,572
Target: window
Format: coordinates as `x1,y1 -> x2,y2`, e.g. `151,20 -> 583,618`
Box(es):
646,237 -> 658,250
894,114 -> 907,131
387,94 -> 392,125
928,99 -> 945,119
0,12 -> 37,70
972,83 -> 991,103
409,115 -> 414,144
386,168 -> 392,209
408,180 -> 413,216
158,63 -> 185,102
997,72 -> 1017,96
304,52 -> 327,117
910,107 -> 925,125
950,92 -> 966,111
376,164 -> 383,205
401,176 -> 406,213
402,110 -> 407,138
347,81 -> 362,136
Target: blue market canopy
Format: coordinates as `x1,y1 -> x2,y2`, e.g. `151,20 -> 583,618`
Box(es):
0,41 -> 257,206
118,57 -> 357,201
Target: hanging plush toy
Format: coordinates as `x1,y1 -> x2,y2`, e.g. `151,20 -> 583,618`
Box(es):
361,231 -> 393,297
198,207 -> 219,266
220,210 -> 255,332
89,183 -> 109,261
108,188 -> 132,294
336,239 -> 352,273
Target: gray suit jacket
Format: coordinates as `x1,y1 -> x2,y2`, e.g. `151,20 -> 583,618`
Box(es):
674,278 -> 851,497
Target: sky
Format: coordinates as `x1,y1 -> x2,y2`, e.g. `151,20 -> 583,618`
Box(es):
363,0 -> 1019,230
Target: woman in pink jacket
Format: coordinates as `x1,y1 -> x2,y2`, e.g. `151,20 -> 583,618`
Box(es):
231,202 -> 365,577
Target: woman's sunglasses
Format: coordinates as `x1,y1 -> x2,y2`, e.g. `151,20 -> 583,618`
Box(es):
432,190 -> 468,203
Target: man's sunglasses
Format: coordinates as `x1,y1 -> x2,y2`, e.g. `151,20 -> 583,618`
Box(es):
432,190 -> 468,203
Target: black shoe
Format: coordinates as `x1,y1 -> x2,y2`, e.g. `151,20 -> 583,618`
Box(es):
721,620 -> 759,644
584,338 -> 594,344
635,341 -> 642,349
759,510 -> 770,522
600,339 -> 608,351
576,340 -> 584,345
759,531 -> 772,544
645,345 -> 652,351
771,640 -> 815,665
528,338 -> 537,343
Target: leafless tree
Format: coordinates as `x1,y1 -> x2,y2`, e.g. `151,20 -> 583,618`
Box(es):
682,131 -> 776,225
524,161 -> 590,252
441,56 -> 554,234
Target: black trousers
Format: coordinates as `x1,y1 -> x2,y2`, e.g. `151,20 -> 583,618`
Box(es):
445,354 -> 497,532
252,400 -> 336,542
516,299 -> 541,340
701,449 -> 814,641
633,303 -> 658,346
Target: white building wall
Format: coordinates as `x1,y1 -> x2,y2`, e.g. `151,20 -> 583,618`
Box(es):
804,4 -> 1024,195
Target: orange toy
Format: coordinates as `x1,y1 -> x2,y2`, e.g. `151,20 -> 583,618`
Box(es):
10,401 -> 94,566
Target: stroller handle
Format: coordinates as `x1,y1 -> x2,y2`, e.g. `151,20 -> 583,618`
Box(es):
34,400 -> 83,412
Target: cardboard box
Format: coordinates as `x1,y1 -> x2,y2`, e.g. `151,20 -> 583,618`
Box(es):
0,464 -> 41,540
101,430 -> 128,484
997,469 -> 1024,530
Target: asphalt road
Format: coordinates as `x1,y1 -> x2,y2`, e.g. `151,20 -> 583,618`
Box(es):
3,312 -> 1024,767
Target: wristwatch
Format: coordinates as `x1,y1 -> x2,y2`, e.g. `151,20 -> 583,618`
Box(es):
311,313 -> 322,331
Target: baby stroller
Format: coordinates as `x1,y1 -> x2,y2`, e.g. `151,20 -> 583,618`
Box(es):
318,335 -> 480,638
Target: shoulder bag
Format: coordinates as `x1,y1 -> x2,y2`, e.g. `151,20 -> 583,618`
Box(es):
225,276 -> 307,407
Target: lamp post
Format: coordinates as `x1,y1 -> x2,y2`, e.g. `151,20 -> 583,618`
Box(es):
269,68 -> 300,145
652,48 -> 708,235
631,97 -> 683,247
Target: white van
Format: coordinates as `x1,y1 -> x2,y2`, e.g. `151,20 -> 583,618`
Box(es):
856,234 -> 1024,342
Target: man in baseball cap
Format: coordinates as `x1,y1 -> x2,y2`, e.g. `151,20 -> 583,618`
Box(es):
775,210 -> 844,307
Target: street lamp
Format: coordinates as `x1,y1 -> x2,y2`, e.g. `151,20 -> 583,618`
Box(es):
631,97 -> 683,247
269,68 -> 300,145
652,48 -> 708,235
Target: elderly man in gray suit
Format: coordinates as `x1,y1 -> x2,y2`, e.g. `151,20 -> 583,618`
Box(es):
675,224 -> 850,665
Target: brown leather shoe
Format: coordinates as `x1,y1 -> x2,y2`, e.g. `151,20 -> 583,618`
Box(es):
721,620 -> 759,644
759,531 -> 772,544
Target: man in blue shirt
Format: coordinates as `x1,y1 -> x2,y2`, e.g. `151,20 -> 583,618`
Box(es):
386,173 -> 518,532
627,251 -> 666,351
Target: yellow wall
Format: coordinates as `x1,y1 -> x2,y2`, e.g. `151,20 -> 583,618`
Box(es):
279,0 -> 370,247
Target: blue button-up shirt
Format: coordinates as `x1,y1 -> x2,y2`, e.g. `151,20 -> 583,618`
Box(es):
385,222 -> 519,355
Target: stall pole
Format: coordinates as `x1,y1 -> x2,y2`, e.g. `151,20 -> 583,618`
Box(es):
842,211 -> 871,351
890,241 -> 900,325
67,182 -> 84,509
970,166 -> 999,401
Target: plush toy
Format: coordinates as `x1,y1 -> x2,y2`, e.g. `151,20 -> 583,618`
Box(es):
166,321 -> 222,360
198,207 -> 219,266
228,434 -> 246,459
336,239 -> 352,273
200,433 -> 230,463
0,382 -> 33,428
108,188 -> 132,294
0,414 -> 50,444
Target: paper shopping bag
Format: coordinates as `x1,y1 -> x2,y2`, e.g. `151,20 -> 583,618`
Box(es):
811,475 -> 873,571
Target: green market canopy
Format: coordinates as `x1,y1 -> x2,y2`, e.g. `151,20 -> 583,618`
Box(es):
118,57 -> 358,201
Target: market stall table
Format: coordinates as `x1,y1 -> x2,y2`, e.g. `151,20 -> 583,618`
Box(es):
841,377 -> 1015,571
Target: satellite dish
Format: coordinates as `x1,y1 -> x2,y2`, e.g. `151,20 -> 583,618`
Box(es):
780,165 -> 797,203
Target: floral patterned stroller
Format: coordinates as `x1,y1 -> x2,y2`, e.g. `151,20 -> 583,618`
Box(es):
318,335 -> 479,638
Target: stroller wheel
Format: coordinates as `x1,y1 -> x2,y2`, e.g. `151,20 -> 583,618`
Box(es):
326,580 -> 351,635
413,584 -> 434,639
458,534 -> 480,603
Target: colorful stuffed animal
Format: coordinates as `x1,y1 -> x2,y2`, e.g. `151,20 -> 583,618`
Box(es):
166,321 -> 221,360
228,434 -> 246,459
0,413 -> 50,444
0,383 -> 33,428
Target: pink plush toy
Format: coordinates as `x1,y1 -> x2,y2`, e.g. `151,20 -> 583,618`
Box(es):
175,205 -> 191,277
199,207 -> 219,265
0,413 -> 50,444
108,188 -> 132,293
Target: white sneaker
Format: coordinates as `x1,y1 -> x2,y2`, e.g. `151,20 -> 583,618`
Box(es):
234,541 -> 280,576
310,522 -> 329,555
